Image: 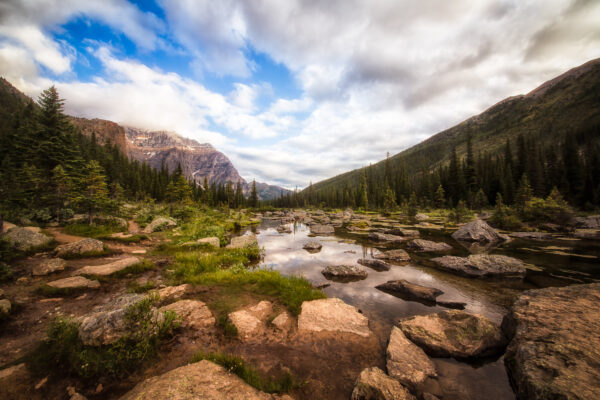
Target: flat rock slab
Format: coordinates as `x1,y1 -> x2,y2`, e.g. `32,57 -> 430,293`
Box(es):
74,257 -> 139,276
47,276 -> 100,290
298,298 -> 371,337
431,254 -> 526,278
407,239 -> 453,252
376,280 -> 443,303
310,224 -> 335,235
502,283 -> 600,400
374,249 -> 411,262
322,265 -> 368,281
351,367 -> 416,400
357,258 -> 391,271
55,238 -> 104,257
368,232 -> 407,243
226,234 -> 258,248
32,258 -> 66,276
197,237 -> 220,247
119,360 -> 290,400
387,326 -> 437,388
451,219 -> 509,243
400,310 -> 507,359
159,300 -> 215,331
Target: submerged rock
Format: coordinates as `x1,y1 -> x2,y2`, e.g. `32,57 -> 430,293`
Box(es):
451,219 -> 510,243
357,258 -> 391,271
400,310 -> 507,359
55,238 -> 104,258
376,280 -> 443,303
298,298 -> 370,337
226,234 -> 258,248
367,232 -> 407,243
3,227 -> 52,251
74,257 -> 140,276
303,241 -> 322,252
407,239 -> 452,253
142,217 -> 177,233
373,249 -> 411,262
431,254 -> 526,278
502,283 -> 600,400
322,265 -> 368,281
310,224 -> 335,235
387,326 -> 437,388
351,367 -> 416,400
509,231 -> 552,240
32,258 -> 66,276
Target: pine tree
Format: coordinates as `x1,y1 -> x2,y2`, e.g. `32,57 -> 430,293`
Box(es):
407,192 -> 418,217
515,174 -> 533,211
50,165 -> 72,221
465,134 -> 478,193
249,180 -> 258,208
383,184 -> 396,214
359,169 -> 368,209
473,188 -> 488,213
434,185 -> 446,208
76,160 -> 110,224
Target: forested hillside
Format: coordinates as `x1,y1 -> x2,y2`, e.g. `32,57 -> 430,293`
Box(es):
300,59 -> 600,210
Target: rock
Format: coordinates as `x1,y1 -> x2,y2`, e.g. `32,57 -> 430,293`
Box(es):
387,326 -> 437,388
156,284 -> 192,302
573,230 -> 600,239
415,213 -> 429,221
74,257 -> 140,276
55,238 -> 104,258
159,300 -> 215,330
0,363 -> 31,399
310,224 -> 335,235
248,300 -> 273,320
431,254 -> 526,278
351,367 -> 416,400
303,241 -> 322,252
400,310 -> 507,359
0,288 -> 3,298
502,283 -> 600,400
271,312 -> 292,331
357,258 -> 391,271
197,236 -> 220,247
374,249 -> 411,262
3,227 -> 53,251
322,265 -> 368,281
451,219 -> 510,243
131,249 -> 146,254
435,300 -> 467,310
386,228 -> 420,237
407,239 -> 453,252
119,360 -> 288,400
0,299 -> 11,314
376,280 -> 443,302
67,386 -> 88,400
509,231 -> 552,240
228,310 -> 262,340
32,258 -> 66,276
226,234 -> 258,248
1,221 -> 17,232
23,226 -> 41,233
368,232 -> 407,243
276,225 -> 292,233
574,215 -> 600,229
298,298 -> 370,337
142,217 -> 177,233
47,276 -> 100,290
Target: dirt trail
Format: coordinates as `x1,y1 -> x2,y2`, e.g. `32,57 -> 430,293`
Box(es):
128,220 -> 140,233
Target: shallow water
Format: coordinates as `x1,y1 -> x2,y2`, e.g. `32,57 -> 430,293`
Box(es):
245,219 -> 599,400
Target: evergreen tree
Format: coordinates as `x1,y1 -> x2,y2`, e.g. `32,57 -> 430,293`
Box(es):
383,184 -> 396,214
50,165 -> 72,221
434,185 -> 446,208
249,180 -> 259,208
473,188 -> 488,213
359,169 -> 368,209
75,161 -> 110,224
515,174 -> 533,211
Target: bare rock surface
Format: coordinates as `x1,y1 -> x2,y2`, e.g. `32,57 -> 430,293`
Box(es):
271,311 -> 292,331
451,219 -> 509,243
298,298 -> 371,337
574,215 -> 600,229
407,239 -> 453,252
386,228 -> 420,237
197,236 -> 220,247
351,366 -> 416,400
32,258 -> 66,276
374,249 -> 411,262
368,232 -> 407,243
431,254 -> 526,278
358,258 -> 391,271
228,301 -> 273,340
303,240 -> 322,251
74,257 -> 139,276
400,310 -> 507,358
156,284 -> 192,302
376,280 -> 443,302
310,224 -> 335,235
387,326 -> 437,388
159,299 -> 215,330
502,283 -> 600,400
55,238 -> 104,257
322,265 -> 368,281
3,227 -> 52,251
47,276 -> 100,290
226,234 -> 258,248
142,217 -> 177,233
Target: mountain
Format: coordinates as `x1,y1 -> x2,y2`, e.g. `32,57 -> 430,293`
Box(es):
310,58 -> 600,193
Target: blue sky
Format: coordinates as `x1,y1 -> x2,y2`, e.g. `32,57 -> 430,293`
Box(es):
0,0 -> 599,188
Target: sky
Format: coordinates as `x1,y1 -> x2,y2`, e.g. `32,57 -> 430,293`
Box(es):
0,0 -> 599,189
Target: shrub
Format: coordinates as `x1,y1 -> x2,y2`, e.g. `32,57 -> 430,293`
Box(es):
64,223 -> 123,238
521,189 -> 574,227
0,262 -> 13,282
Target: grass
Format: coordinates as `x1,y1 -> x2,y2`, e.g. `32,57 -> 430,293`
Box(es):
110,259 -> 156,278
171,245 -> 262,276
0,262 -> 13,282
191,351 -> 299,394
127,281 -> 158,294
64,223 -> 125,238
98,234 -> 148,243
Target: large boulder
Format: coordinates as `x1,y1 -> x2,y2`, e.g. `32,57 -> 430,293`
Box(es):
451,219 -> 509,243
120,360 -> 290,400
368,232 -> 407,243
3,227 -> 52,251
374,249 -> 411,262
400,310 -> 507,359
55,238 -> 104,258
142,217 -> 177,233
46,276 -> 100,290
431,254 -> 526,278
502,283 -> 600,400
351,367 -> 416,400
407,239 -> 452,253
322,265 -> 368,281
226,234 -> 258,249
159,300 -> 215,331
310,224 -> 335,235
387,326 -> 437,388
32,258 -> 66,276
357,258 -> 391,271
298,298 -> 370,337
73,257 -> 140,276
376,280 -> 443,303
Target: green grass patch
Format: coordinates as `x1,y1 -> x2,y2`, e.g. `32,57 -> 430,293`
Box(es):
64,223 -> 125,238
191,352 -> 299,394
171,245 -> 261,277
98,234 -> 148,243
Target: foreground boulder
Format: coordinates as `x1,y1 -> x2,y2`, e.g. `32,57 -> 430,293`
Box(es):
120,360 -> 291,400
502,283 -> 600,400
351,367 -> 416,400
322,265 -> 368,281
298,298 -> 370,337
46,276 -> 100,290
374,249 -> 410,262
32,258 -> 66,276
387,326 -> 437,388
74,257 -> 140,276
376,280 -> 443,303
197,236 -> 220,247
55,238 -> 104,258
407,239 -> 452,253
451,219 -> 509,243
3,227 -> 52,251
226,234 -> 258,248
303,240 -> 322,252
142,217 -> 177,233
310,224 -> 335,235
358,258 -> 391,271
431,254 -> 526,278
368,232 -> 407,243
159,300 -> 215,331
400,310 -> 507,358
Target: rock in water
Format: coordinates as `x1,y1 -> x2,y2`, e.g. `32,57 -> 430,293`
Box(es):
509,232 -> 552,240
197,237 -> 220,247
407,239 -> 453,252
119,360 -> 289,400
367,232 -> 407,243
322,265 -> 368,281
276,225 -> 292,233
3,227 -> 52,251
376,280 -> 443,303
387,327 -> 437,388
73,257 -> 140,276
303,241 -> 322,252
502,283 -> 600,400
386,228 -> 420,237
374,249 -> 411,262
55,238 -> 104,258
310,224 -> 335,235
357,258 -> 391,271
298,298 -> 370,337
451,219 -> 509,243
32,258 -> 66,276
400,310 -> 507,359
431,254 -> 526,278
351,367 -> 416,400
226,234 -> 258,248
142,217 -> 177,233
